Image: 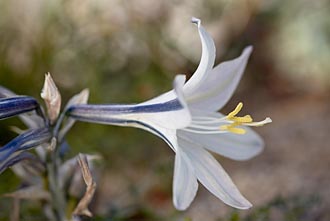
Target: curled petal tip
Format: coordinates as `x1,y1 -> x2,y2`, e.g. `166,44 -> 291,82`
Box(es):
235,202 -> 253,210
242,201 -> 253,209
174,75 -> 186,88
226,194 -> 253,210
243,45 -> 254,55
191,17 -> 201,26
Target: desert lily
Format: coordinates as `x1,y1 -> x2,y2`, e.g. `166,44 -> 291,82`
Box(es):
67,18 -> 272,210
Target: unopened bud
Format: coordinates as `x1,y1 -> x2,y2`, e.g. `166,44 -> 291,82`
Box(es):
66,89 -> 89,108
41,73 -> 61,124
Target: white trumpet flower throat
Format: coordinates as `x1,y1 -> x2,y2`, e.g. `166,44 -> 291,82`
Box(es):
67,18 -> 271,211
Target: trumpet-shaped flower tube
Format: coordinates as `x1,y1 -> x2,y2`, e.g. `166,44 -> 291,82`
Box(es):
67,76 -> 191,152
67,18 -> 271,210
0,96 -> 40,120
0,128 -> 51,174
0,87 -> 45,128
0,152 -> 37,174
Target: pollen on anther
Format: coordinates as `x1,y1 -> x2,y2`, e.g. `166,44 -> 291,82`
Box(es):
227,102 -> 243,119
220,125 -> 246,134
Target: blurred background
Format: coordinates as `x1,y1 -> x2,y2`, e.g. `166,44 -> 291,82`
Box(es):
0,0 -> 329,220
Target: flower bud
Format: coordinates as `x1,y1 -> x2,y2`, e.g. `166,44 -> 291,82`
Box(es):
41,73 -> 61,124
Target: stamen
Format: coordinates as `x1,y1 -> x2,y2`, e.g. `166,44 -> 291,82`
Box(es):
220,124 -> 246,134
230,115 -> 252,123
220,102 -> 271,134
227,127 -> 246,135
192,116 -> 227,123
186,102 -> 271,136
189,123 -> 223,130
183,128 -> 227,134
227,102 -> 243,118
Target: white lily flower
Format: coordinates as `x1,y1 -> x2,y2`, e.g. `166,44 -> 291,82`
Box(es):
67,17 -> 271,211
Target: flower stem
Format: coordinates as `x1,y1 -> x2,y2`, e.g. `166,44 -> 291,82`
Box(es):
46,146 -> 67,221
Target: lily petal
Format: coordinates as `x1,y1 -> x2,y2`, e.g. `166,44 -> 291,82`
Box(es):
179,111 -> 263,160
179,138 -> 252,209
179,129 -> 263,161
187,46 -> 253,111
130,75 -> 186,107
179,128 -> 263,161
183,17 -> 216,95
173,148 -> 198,210
140,18 -> 216,106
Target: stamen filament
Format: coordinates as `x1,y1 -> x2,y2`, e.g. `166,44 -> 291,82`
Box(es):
188,102 -> 271,135
192,116 -> 227,123
229,115 -> 252,123
221,126 -> 246,134
243,117 -> 272,126
220,124 -> 247,134
183,128 -> 228,134
189,123 -> 225,130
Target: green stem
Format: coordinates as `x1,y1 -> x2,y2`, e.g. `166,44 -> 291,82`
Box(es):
46,147 -> 67,221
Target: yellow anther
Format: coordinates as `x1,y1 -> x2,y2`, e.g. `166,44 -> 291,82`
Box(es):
220,125 -> 229,130
221,102 -> 252,134
220,124 -> 246,134
221,102 -> 271,135
227,127 -> 246,134
230,115 -> 253,123
227,102 -> 243,118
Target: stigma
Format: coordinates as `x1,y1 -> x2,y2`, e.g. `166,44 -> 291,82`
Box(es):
220,102 -> 272,134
